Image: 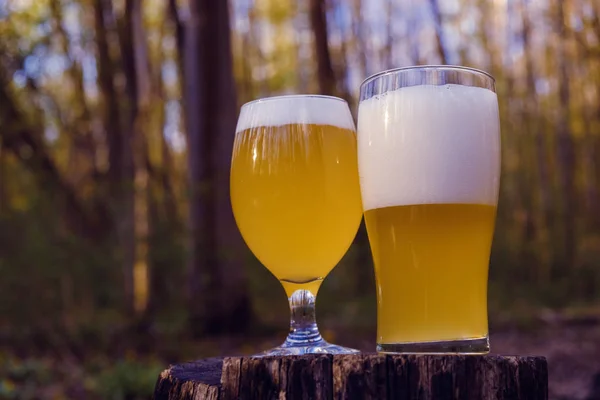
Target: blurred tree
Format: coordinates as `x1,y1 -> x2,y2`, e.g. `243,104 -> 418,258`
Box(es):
310,0 -> 336,95
94,0 -> 137,315
554,0 -> 577,270
428,0 -> 448,64
183,0 -> 252,336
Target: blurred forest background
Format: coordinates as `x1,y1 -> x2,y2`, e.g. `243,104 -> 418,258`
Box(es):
1,0 -> 600,398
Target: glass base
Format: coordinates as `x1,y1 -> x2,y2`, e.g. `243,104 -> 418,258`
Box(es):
377,336 -> 489,355
255,338 -> 360,356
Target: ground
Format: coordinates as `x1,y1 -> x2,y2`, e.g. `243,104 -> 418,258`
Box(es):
2,322 -> 599,399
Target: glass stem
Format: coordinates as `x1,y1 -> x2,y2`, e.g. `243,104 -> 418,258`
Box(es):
285,289 -> 323,344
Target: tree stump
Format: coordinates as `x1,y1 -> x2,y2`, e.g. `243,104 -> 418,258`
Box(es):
153,354 -> 548,400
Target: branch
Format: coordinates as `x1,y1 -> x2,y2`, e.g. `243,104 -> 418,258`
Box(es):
0,71 -> 98,239
428,0 -> 448,64
309,0 -> 336,95
168,0 -> 185,67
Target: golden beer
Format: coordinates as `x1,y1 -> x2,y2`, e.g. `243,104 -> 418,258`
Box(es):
231,123 -> 362,296
364,203 -> 496,344
358,69 -> 501,353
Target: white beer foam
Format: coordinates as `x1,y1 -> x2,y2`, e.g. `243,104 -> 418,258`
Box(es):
236,96 -> 355,133
358,84 -> 500,211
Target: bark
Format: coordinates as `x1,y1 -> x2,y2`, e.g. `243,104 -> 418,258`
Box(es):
208,0 -> 252,333
153,19 -> 179,223
521,0 -> 550,227
310,0 -> 336,95
168,0 -> 185,68
185,0 -> 212,336
185,0 -> 251,336
130,0 -> 151,315
94,0 -> 123,187
570,7 -> 600,228
351,0 -> 368,79
94,0 -> 135,315
116,0 -> 155,317
330,0 -> 353,107
408,16 -> 422,65
519,0 -> 549,282
581,99 -> 599,225
428,0 -> 448,64
240,30 -> 254,102
384,0 -> 394,68
555,0 -> 576,268
581,4 -> 600,227
153,355 -> 549,400
0,136 -> 4,214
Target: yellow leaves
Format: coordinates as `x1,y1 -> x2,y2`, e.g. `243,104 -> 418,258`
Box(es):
2,0 -> 51,45
134,260 -> 149,314
9,192 -> 29,212
254,0 -> 296,25
8,0 -> 37,12
0,378 -> 16,394
2,153 -> 31,212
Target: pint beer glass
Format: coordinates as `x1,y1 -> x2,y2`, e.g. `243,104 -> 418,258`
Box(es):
357,66 -> 500,354
231,95 -> 362,355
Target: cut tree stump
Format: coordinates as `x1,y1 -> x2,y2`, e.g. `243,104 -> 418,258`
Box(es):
153,354 -> 548,400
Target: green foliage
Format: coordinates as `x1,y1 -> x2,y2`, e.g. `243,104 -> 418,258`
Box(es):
93,360 -> 162,400
0,356 -> 56,400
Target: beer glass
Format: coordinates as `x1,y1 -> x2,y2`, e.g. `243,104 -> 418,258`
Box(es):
357,66 -> 500,354
231,95 -> 362,355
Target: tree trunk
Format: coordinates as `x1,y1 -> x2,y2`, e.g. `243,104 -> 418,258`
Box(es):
146,21 -> 180,319
351,0 -> 368,79
130,0 -> 151,316
154,355 -> 548,400
0,136 -> 4,214
518,0 -> 549,283
428,0 -> 448,64
310,0 -> 336,95
185,0 -> 252,336
384,0 -> 394,69
168,0 -> 185,68
211,0 -> 253,333
94,0 -> 136,316
555,0 -> 576,269
184,0 -> 209,336
521,0 -> 550,227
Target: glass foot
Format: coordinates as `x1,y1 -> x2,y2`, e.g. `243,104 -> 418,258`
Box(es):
254,288 -> 359,356
256,338 -> 360,356
377,336 -> 489,355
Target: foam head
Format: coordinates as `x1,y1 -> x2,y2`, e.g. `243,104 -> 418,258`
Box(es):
357,84 -> 500,211
236,95 -> 355,133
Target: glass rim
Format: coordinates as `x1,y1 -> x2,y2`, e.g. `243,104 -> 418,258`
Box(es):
360,65 -> 496,88
241,94 -> 347,109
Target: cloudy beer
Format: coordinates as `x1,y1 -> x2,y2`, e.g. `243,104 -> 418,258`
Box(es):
231,96 -> 362,297
358,68 -> 500,353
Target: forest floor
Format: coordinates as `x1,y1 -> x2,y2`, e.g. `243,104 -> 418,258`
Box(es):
2,321 -> 600,399
489,323 -> 600,400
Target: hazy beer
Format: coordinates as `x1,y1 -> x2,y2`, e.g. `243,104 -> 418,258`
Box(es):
231,97 -> 362,297
358,72 -> 500,353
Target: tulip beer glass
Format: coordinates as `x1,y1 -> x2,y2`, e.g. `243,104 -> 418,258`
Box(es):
231,95 -> 363,355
